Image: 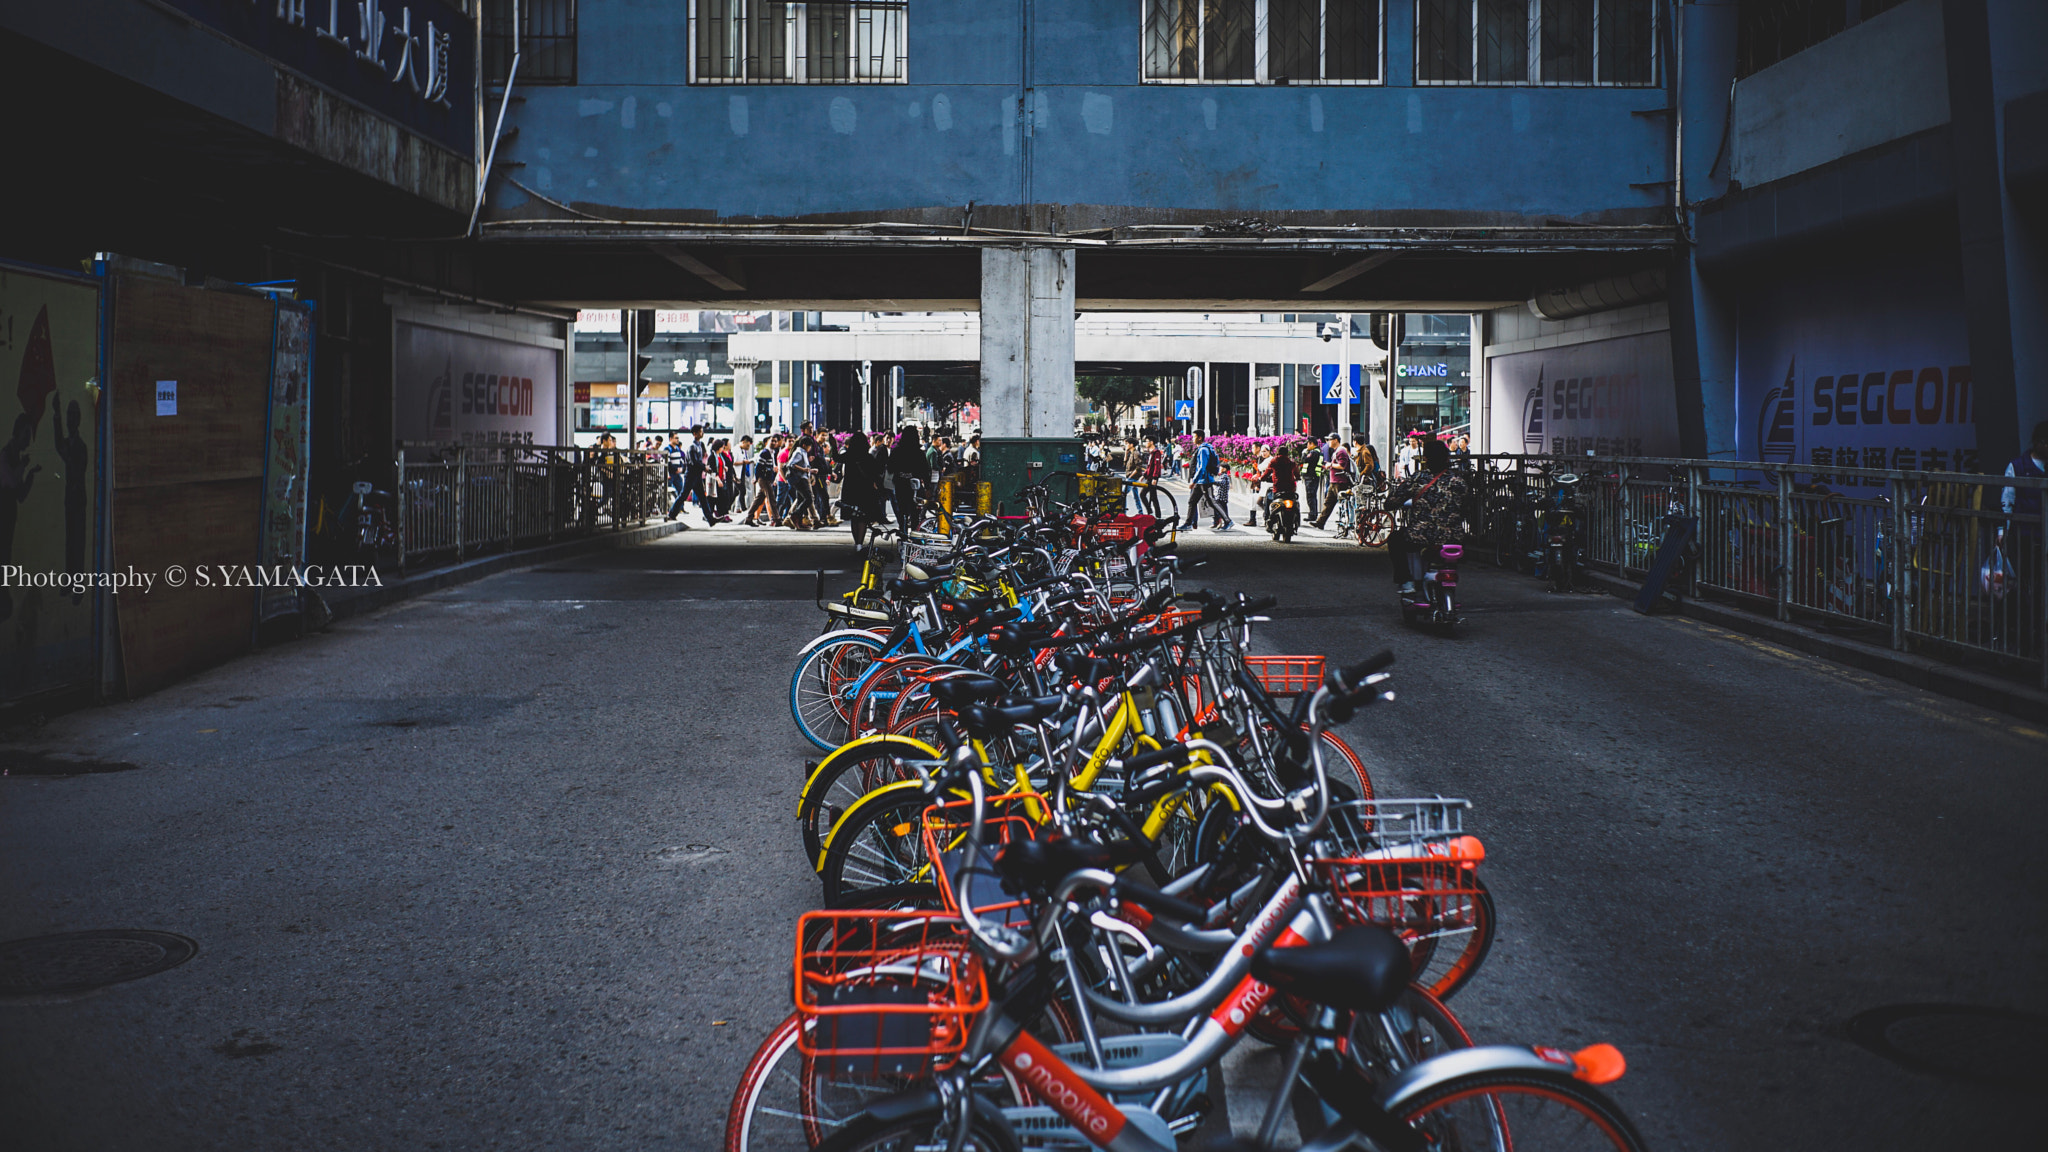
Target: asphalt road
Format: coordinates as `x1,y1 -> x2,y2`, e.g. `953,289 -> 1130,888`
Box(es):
2,526 -> 2042,1151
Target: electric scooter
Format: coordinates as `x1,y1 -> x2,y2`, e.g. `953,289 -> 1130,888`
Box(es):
1398,542 -> 1463,630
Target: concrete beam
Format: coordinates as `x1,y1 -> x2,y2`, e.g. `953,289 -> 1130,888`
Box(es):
648,246 -> 746,292
1301,252 -> 1401,293
980,248 -> 1076,439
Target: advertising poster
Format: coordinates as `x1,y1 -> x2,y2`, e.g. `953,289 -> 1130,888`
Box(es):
1487,331 -> 1681,458
396,322 -> 561,446
258,303 -> 314,623
0,263 -> 101,702
1734,249 -> 1975,483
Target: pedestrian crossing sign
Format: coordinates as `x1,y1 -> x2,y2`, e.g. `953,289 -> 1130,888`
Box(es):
1174,399 -> 1195,420
1319,364 -> 1360,403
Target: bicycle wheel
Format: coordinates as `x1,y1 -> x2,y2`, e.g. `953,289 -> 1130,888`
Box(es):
726,1012 -> 941,1152
846,655 -> 941,741
1396,873 -> 1497,1002
1395,1068 -> 1648,1152
1316,729 -> 1376,801
820,787 -> 942,908
1360,511 -> 1395,548
791,632 -> 888,752
799,739 -> 942,871
813,1103 -> 1019,1152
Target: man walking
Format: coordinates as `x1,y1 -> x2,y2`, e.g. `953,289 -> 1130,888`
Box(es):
667,424 -> 711,526
1312,435 -> 1352,530
1180,429 -> 1231,531
1300,438 -> 1325,522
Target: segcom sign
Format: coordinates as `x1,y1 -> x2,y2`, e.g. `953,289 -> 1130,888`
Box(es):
1735,253 -> 1977,480
1488,332 -> 1680,458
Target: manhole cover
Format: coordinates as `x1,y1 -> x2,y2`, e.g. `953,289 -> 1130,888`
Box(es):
1847,1004 -> 2048,1088
0,930 -> 198,996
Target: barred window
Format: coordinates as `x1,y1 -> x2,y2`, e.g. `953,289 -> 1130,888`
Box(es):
1144,1 -> 1383,84
1416,0 -> 1656,86
692,1 -> 907,84
1736,0 -> 1906,78
484,0 -> 578,87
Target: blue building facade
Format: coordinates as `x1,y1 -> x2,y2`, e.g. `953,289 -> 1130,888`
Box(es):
488,1 -> 1674,230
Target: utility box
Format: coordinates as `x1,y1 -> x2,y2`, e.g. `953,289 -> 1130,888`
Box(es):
979,437 -> 1084,515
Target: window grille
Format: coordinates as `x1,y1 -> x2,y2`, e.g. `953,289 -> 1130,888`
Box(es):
1144,0 -> 1383,84
484,0 -> 578,87
1736,0 -> 1906,78
1416,0 -> 1656,86
692,1 -> 907,84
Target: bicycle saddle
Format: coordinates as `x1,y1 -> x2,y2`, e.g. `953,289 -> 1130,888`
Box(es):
1055,650 -> 1121,686
928,674 -> 1005,709
891,575 -> 943,597
995,835 -> 1151,894
936,594 -> 998,617
1251,925 -> 1411,1013
957,696 -> 1063,738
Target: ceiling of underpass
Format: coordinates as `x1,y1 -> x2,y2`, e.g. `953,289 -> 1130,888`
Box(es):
468,232 -> 1675,313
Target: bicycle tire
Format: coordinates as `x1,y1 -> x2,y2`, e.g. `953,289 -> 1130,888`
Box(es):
1391,872 -> 1497,1002
799,738 -> 943,871
812,1102 -> 1020,1152
791,632 -> 888,752
846,655 -> 942,741
1395,1068 -> 1649,1152
1360,511 -> 1395,548
820,787 -> 943,908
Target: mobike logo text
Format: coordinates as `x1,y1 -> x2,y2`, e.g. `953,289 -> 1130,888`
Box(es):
1010,1046 -> 1116,1137
462,372 -> 536,417
1215,975 -> 1276,1036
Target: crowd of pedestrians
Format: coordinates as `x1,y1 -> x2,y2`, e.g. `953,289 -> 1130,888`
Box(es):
642,423 -> 981,549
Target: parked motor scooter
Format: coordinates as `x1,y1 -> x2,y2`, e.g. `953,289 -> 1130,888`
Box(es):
1540,472 -> 1582,593
1398,542 -> 1463,630
340,459 -> 399,563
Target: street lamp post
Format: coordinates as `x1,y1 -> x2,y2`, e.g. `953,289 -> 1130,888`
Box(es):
1337,312 -> 1352,446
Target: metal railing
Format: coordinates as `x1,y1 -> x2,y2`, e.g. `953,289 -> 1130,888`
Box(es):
1464,455 -> 2048,688
394,443 -> 669,570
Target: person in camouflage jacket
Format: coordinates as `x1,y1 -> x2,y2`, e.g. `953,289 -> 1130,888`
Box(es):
1385,437 -> 1467,592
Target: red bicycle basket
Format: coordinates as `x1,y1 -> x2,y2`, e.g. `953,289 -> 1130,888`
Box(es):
1313,836 -> 1486,937
1243,654 -> 1327,697
921,792 -> 1042,926
794,910 -> 988,1075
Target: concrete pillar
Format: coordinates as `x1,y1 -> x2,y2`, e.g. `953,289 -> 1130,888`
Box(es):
979,247 -> 1075,438
730,358 -> 759,435
1672,0 -> 1740,460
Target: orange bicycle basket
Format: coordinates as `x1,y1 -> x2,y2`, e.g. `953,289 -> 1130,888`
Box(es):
1242,654 -> 1327,697
920,792 -> 1041,926
794,910 -> 989,1076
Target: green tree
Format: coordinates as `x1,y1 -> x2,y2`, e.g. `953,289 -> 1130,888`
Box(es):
1076,375 -> 1157,428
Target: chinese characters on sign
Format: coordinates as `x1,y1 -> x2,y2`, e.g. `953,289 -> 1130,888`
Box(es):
268,0 -> 456,106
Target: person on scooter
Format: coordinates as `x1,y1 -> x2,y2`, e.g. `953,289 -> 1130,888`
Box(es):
1256,445 -> 1299,539
1385,436 -> 1468,597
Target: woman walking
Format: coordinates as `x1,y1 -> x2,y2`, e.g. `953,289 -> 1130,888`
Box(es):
837,430 -> 888,550
887,425 -> 932,532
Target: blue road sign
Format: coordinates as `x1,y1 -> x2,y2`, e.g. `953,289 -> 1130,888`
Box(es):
1319,364 -> 1360,403
1174,399 -> 1195,420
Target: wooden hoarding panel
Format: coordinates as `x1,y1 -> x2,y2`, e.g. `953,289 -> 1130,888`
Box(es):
109,272 -> 276,695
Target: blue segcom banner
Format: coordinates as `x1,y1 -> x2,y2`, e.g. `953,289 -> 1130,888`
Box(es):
1735,249 -> 1978,482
